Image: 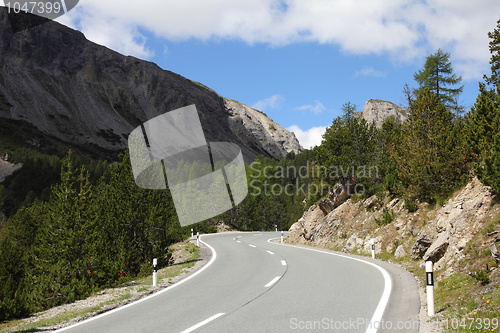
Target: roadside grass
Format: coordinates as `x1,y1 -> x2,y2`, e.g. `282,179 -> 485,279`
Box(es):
0,240 -> 201,333
432,272 -> 500,332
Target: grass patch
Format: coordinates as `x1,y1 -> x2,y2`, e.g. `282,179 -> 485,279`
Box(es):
433,273 -> 500,332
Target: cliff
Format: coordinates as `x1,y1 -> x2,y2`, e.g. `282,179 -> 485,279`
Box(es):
356,99 -> 410,128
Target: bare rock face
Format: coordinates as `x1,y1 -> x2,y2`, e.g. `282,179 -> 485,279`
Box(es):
317,181 -> 354,215
286,176 -> 498,281
224,99 -> 302,160
0,159 -> 21,183
411,234 -> 434,260
423,230 -> 450,262
357,99 -> 410,128
0,9 -> 302,162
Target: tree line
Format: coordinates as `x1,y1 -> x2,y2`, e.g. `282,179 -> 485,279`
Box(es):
0,152 -> 214,320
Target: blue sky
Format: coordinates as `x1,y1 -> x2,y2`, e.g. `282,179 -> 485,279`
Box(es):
15,0 -> 499,149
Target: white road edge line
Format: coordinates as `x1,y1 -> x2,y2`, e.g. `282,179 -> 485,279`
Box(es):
180,313 -> 225,333
249,244 -> 256,248
266,250 -> 275,255
54,236 -> 218,332
265,276 -> 281,287
236,240 -> 241,243
281,260 -> 287,266
267,237 -> 392,333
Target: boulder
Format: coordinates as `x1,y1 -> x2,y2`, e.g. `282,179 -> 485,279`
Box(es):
491,244 -> 500,264
318,181 -> 353,215
394,245 -> 406,258
423,231 -> 450,262
342,233 -> 364,252
411,234 -> 433,259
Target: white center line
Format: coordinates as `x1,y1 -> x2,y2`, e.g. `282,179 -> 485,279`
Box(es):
281,260 -> 287,266
236,240 -> 241,243
266,250 -> 275,255
265,276 -> 281,287
180,313 -> 225,333
249,244 -> 256,248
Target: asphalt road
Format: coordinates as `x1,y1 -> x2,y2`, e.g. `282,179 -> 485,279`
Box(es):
57,232 -> 420,333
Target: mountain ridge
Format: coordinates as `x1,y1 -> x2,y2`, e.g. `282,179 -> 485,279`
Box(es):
0,8 -> 302,163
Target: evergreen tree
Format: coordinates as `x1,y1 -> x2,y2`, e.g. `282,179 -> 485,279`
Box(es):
26,152 -> 97,309
414,49 -> 464,109
485,18 -> 500,86
316,102 -> 378,189
466,19 -> 500,195
390,88 -> 466,201
484,127 -> 500,194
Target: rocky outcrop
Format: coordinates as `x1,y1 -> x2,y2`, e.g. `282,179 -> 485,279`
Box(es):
0,9 -> 302,162
356,99 -> 410,128
224,99 -> 302,161
411,234 -> 434,259
317,181 -> 354,215
287,177 -> 500,279
0,159 -> 21,183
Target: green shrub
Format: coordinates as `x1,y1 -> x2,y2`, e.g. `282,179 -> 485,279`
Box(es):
474,269 -> 490,285
375,207 -> 396,225
137,263 -> 153,278
405,201 -> 419,213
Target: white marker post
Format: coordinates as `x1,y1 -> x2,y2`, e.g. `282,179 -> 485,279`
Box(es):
275,225 -> 278,232
191,228 -> 193,239
153,258 -> 158,287
196,232 -> 200,247
281,231 -> 284,243
371,240 -> 375,259
426,261 -> 435,316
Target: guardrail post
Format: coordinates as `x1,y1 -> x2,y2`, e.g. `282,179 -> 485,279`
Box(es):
371,240 -> 375,259
426,261 -> 435,316
153,258 -> 158,287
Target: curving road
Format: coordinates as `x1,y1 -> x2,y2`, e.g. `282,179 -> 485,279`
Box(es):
56,232 -> 420,333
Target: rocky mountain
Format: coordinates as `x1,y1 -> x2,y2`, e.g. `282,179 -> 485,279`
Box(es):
286,177 -> 500,280
0,8 -> 302,163
355,99 -> 409,128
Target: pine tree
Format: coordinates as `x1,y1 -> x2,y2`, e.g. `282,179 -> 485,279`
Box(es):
414,49 -> 464,109
485,18 -> 500,86
316,102 -> 378,188
466,19 -> 500,195
26,151 -> 97,309
484,126 -> 500,194
390,88 -> 465,201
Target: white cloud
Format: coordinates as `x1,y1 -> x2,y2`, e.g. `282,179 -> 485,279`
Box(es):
287,125 -> 326,149
252,94 -> 285,111
295,100 -> 325,115
56,0 -> 500,79
354,66 -> 386,78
